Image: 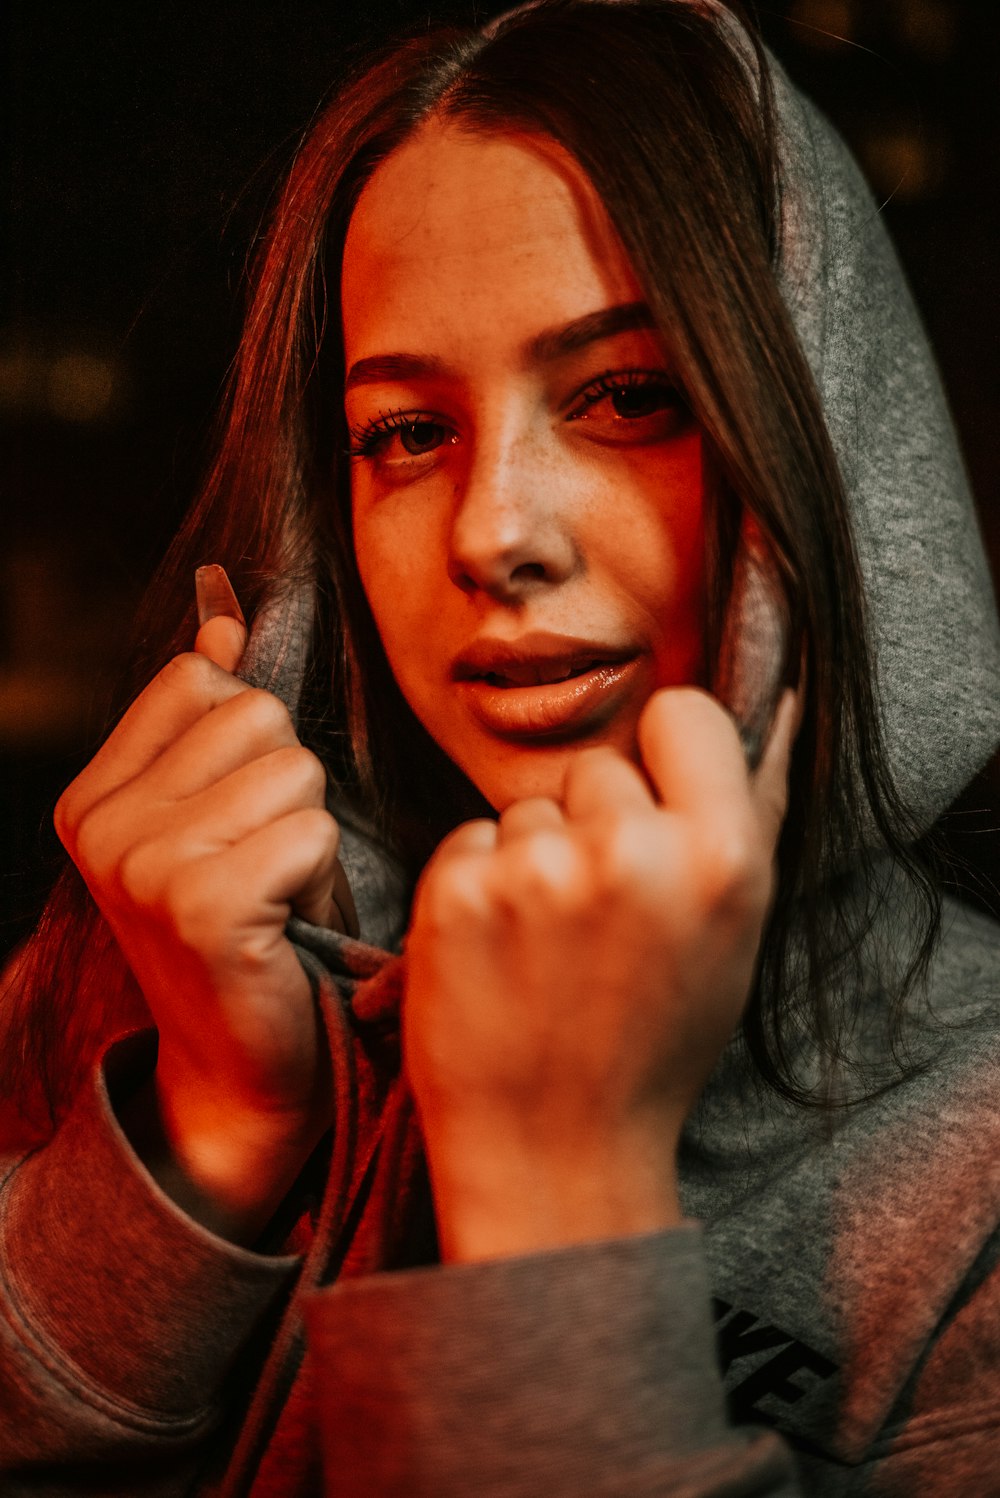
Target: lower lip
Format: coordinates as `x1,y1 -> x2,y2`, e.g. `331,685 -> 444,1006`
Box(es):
458,656 -> 645,740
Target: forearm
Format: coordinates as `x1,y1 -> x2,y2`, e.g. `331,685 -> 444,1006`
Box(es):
0,1033 -> 297,1484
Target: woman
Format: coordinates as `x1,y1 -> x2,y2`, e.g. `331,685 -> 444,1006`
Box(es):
2,1 -> 999,1492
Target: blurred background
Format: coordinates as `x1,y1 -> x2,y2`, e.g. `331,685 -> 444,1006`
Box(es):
3,0 -> 998,960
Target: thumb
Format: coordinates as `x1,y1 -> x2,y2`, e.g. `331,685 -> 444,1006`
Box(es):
194,564 -> 247,673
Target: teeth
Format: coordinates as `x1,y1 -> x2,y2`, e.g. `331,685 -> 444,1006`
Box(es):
486,659 -> 598,687
536,658 -> 576,685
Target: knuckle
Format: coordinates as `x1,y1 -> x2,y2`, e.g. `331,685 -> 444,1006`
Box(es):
162,862 -> 223,952
71,803 -> 115,880
422,857 -> 488,927
438,819 -> 496,859
159,650 -> 212,696
117,837 -> 166,908
52,784 -> 79,851
229,683 -> 299,746
501,831 -> 581,911
291,747 -> 329,804
237,686 -> 295,740
115,838 -> 154,904
154,651 -> 228,721
701,828 -> 766,920
592,815 -> 651,895
262,743 -> 326,803
54,760 -> 107,854
297,804 -> 340,855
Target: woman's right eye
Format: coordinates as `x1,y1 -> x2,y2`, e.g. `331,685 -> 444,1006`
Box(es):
398,419 -> 448,455
348,410 -> 456,466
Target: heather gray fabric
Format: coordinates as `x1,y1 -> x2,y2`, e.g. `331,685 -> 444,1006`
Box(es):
770,58 -> 1000,836
1,24 -> 999,1498
306,1226 -> 799,1495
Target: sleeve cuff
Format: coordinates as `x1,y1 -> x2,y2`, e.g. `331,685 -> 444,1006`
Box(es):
305,1225 -> 767,1494
0,1031 -> 299,1416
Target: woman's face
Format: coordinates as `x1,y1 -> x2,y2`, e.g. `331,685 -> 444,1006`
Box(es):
342,120 -> 706,811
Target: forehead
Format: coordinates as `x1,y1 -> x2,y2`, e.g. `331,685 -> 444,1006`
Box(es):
340,119 -> 645,361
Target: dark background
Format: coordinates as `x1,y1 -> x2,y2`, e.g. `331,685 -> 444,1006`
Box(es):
3,0 -> 998,959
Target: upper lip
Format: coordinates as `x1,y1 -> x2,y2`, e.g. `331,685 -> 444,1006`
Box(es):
452,632 -> 638,684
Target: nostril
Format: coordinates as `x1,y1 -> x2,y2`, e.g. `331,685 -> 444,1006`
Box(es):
511,561 -> 547,584
448,555 -> 549,597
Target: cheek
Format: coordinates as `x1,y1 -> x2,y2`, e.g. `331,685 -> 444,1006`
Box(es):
354,513 -> 398,638
661,430 -> 706,548
622,437 -> 706,603
618,438 -> 707,679
353,502 -> 439,684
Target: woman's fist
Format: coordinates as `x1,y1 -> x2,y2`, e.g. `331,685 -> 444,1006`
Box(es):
54,578 -> 353,1236
403,686 -> 800,1262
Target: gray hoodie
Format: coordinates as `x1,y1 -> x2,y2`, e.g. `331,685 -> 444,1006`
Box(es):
1,36 -> 999,1498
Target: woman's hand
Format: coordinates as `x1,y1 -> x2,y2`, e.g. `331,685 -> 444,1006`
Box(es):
54,571 -> 354,1241
403,686 -> 801,1262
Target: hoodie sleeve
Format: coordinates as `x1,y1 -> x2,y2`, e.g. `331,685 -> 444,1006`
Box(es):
304,1228 -> 801,1497
0,1033 -> 298,1489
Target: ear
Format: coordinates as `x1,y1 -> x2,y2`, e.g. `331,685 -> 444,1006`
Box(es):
711,509 -> 794,771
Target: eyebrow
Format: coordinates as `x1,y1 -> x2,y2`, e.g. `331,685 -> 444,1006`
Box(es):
343,301 -> 656,393
529,301 -> 655,362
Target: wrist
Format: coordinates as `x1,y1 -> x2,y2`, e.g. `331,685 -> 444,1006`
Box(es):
119,1071 -> 324,1246
423,1111 -> 683,1263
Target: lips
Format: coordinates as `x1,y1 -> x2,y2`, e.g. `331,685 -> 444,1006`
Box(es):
452,634 -> 646,739
454,632 -> 634,683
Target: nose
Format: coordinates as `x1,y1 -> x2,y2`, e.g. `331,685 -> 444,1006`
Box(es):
446,426 -> 579,600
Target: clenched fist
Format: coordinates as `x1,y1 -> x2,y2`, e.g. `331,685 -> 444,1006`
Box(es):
403,686 -> 801,1262
55,573 -> 355,1240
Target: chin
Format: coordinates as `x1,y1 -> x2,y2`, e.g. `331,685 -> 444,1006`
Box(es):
467,727 -> 643,813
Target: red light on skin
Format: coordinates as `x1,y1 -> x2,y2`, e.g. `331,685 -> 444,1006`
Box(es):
343,120 -> 707,816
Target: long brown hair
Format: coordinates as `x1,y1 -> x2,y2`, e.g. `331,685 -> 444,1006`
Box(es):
4,0 -> 941,1137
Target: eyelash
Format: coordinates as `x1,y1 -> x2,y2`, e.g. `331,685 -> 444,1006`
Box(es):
347,407 -> 438,460
566,368 -> 681,419
345,368 -> 682,460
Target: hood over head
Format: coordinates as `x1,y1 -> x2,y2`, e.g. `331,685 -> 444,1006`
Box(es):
768,49 -> 999,837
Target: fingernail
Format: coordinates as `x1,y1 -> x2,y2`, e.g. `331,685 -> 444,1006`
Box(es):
195,564 -> 246,629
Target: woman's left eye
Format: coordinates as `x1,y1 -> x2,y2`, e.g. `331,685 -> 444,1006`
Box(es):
567,371 -> 688,439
